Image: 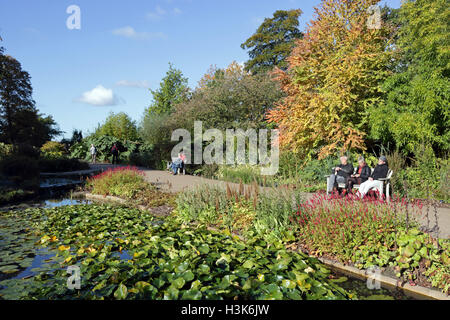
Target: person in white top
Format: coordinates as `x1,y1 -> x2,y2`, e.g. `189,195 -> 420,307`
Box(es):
90,144 -> 97,164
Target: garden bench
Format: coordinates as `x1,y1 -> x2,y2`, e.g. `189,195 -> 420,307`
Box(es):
325,168 -> 393,201
166,157 -> 186,175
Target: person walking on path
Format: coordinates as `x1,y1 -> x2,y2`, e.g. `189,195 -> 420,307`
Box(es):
111,144 -> 119,165
327,156 -> 354,194
357,156 -> 389,199
90,144 -> 97,164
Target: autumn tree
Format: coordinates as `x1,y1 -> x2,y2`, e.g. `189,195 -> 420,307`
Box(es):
241,9 -> 303,74
267,0 -> 394,159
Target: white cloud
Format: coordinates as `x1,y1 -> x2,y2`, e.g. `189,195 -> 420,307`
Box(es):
147,5 -> 167,21
77,85 -> 124,106
112,26 -> 166,40
116,80 -> 150,88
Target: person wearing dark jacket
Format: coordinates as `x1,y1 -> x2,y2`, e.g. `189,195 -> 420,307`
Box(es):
357,156 -> 389,198
346,156 -> 371,194
327,156 -> 354,194
111,144 -> 119,165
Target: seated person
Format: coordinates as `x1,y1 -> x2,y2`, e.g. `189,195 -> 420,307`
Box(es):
346,156 -> 371,194
357,156 -> 389,198
179,151 -> 186,172
327,156 -> 354,194
171,152 -> 186,175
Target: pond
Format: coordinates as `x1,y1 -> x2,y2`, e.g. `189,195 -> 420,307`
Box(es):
0,198 -> 418,300
329,270 -> 414,300
39,178 -> 83,189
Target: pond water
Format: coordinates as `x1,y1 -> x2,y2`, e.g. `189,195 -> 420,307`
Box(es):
330,271 -> 414,300
39,178 -> 83,188
0,198 -> 417,300
43,198 -> 91,208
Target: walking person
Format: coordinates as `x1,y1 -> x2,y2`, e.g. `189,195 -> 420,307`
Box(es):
345,156 -> 371,194
327,156 -> 354,194
357,156 -> 389,199
90,144 -> 97,164
111,144 -> 119,165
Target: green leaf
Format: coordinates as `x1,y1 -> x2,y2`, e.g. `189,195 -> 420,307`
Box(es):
198,244 -> 210,254
114,283 -> 128,300
181,289 -> 202,300
182,270 -> 195,282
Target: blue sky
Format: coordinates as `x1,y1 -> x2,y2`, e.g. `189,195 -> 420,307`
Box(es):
0,0 -> 402,139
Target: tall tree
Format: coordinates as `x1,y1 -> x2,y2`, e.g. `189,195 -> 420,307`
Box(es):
146,63 -> 189,115
266,0 -> 394,159
171,61 -> 283,131
368,0 -> 449,156
241,9 -> 303,74
95,112 -> 138,141
0,47 -> 60,147
0,47 -> 34,144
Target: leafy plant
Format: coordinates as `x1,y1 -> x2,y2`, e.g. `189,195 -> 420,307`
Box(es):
86,166 -> 173,207
176,183 -> 302,241
40,141 -> 67,159
0,204 -> 354,300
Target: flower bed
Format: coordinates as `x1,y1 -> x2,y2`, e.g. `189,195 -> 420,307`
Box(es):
291,193 -> 450,294
86,166 -> 174,207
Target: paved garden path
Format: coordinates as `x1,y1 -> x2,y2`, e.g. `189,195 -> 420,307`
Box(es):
89,163 -> 450,239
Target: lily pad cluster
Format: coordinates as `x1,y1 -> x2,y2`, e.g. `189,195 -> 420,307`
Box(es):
352,227 -> 449,294
1,204 -> 353,300
0,210 -> 42,279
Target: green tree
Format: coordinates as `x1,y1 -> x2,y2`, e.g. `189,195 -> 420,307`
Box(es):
368,0 -> 449,156
146,63 -> 189,115
95,112 -> 138,141
241,9 -> 303,74
171,61 -> 283,132
0,47 -> 60,147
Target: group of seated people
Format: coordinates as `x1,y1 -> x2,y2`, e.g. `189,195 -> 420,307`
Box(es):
170,151 -> 186,175
327,155 -> 389,198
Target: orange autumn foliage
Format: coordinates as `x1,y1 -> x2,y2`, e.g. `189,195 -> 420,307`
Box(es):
266,0 -> 394,159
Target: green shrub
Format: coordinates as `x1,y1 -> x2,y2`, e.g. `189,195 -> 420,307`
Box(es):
0,142 -> 13,160
0,187 -> 35,205
0,155 -> 39,183
216,165 -> 266,185
397,145 -> 449,201
175,183 -> 302,240
15,143 -> 40,159
40,141 -> 66,159
86,166 -> 147,199
192,164 -> 219,178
